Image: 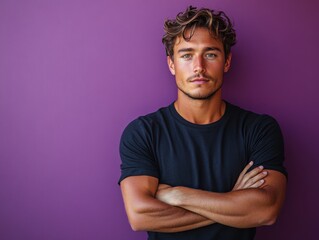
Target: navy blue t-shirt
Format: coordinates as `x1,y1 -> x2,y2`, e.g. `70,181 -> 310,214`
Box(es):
119,101 -> 287,240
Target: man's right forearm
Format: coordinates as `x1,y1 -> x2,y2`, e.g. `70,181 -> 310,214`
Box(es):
126,196 -> 214,232
120,163 -> 267,232
120,176 -> 214,232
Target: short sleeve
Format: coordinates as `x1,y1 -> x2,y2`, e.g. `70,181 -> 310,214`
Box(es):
248,115 -> 288,178
118,119 -> 159,184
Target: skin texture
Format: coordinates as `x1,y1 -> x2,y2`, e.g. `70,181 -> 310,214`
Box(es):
167,28 -> 231,102
120,27 -> 287,232
156,170 -> 286,228
167,28 -> 231,125
121,162 -> 268,232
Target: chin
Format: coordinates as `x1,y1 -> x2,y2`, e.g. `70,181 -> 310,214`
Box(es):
187,92 -> 216,100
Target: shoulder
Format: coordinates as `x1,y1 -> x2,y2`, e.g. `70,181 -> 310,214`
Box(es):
227,102 -> 281,131
226,102 -> 284,149
226,103 -> 287,176
121,105 -> 172,142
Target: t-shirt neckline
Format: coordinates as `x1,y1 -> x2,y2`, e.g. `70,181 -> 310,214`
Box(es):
168,100 -> 232,129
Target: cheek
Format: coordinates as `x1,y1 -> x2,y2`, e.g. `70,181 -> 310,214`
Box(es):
175,61 -> 191,74
175,66 -> 189,81
208,63 -> 225,74
174,70 -> 187,86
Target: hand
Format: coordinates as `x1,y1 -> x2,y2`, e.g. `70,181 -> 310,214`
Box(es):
232,161 -> 267,191
156,184 -> 180,206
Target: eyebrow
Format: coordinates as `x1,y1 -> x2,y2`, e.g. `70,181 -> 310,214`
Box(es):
177,47 -> 222,54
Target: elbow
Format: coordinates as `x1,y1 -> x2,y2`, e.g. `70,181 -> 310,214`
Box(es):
130,214 -> 150,232
264,208 -> 280,226
262,213 -> 278,226
127,214 -> 144,231
126,207 -> 149,231
258,191 -> 284,226
258,208 -> 279,226
130,221 -> 143,232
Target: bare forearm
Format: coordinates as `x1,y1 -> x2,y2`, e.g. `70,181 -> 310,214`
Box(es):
120,176 -> 214,233
171,186 -> 278,228
126,195 -> 214,232
161,170 -> 286,228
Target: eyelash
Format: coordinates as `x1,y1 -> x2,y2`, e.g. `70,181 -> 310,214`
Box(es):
181,53 -> 217,59
182,54 -> 191,59
206,53 -> 217,58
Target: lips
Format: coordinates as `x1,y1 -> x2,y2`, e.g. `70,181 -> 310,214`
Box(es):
190,78 -> 209,84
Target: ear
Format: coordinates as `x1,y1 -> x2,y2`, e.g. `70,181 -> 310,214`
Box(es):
224,53 -> 232,73
167,56 -> 175,75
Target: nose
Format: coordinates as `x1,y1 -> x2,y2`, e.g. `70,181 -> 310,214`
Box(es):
193,56 -> 206,74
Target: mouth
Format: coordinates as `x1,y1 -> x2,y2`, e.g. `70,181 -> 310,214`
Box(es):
190,78 -> 210,84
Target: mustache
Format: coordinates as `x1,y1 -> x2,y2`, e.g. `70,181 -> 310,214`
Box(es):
187,73 -> 213,82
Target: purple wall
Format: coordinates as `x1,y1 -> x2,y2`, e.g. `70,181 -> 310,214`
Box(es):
1,0 -> 318,239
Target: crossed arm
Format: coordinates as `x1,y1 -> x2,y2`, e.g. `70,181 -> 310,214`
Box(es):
120,162 -> 286,232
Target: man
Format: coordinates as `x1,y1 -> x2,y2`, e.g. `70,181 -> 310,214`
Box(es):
118,6 -> 287,240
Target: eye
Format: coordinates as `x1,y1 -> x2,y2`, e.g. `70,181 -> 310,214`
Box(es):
205,53 -> 217,59
181,54 -> 192,60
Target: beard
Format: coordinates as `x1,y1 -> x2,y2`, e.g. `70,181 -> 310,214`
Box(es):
178,86 -> 221,100
177,75 -> 223,100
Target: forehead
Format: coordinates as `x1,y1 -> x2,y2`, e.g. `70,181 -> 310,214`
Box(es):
174,27 -> 223,52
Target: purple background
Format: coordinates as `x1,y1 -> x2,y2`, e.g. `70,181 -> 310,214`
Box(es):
1,0 -> 318,239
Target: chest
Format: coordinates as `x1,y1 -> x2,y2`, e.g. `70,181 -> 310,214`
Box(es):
154,125 -> 249,192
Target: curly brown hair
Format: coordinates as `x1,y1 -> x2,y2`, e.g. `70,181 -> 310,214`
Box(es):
162,6 -> 236,59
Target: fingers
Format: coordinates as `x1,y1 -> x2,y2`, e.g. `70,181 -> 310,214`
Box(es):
233,162 -> 268,191
233,161 -> 254,190
248,178 -> 265,188
237,161 -> 254,181
242,165 -> 265,185
234,161 -> 253,189
244,170 -> 267,188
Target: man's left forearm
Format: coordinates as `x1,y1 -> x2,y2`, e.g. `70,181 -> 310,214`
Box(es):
157,170 -> 286,228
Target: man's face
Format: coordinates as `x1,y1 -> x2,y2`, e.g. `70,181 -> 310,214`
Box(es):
168,27 -> 232,100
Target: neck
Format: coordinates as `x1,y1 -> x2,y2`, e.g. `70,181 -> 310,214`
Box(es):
174,91 -> 225,124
